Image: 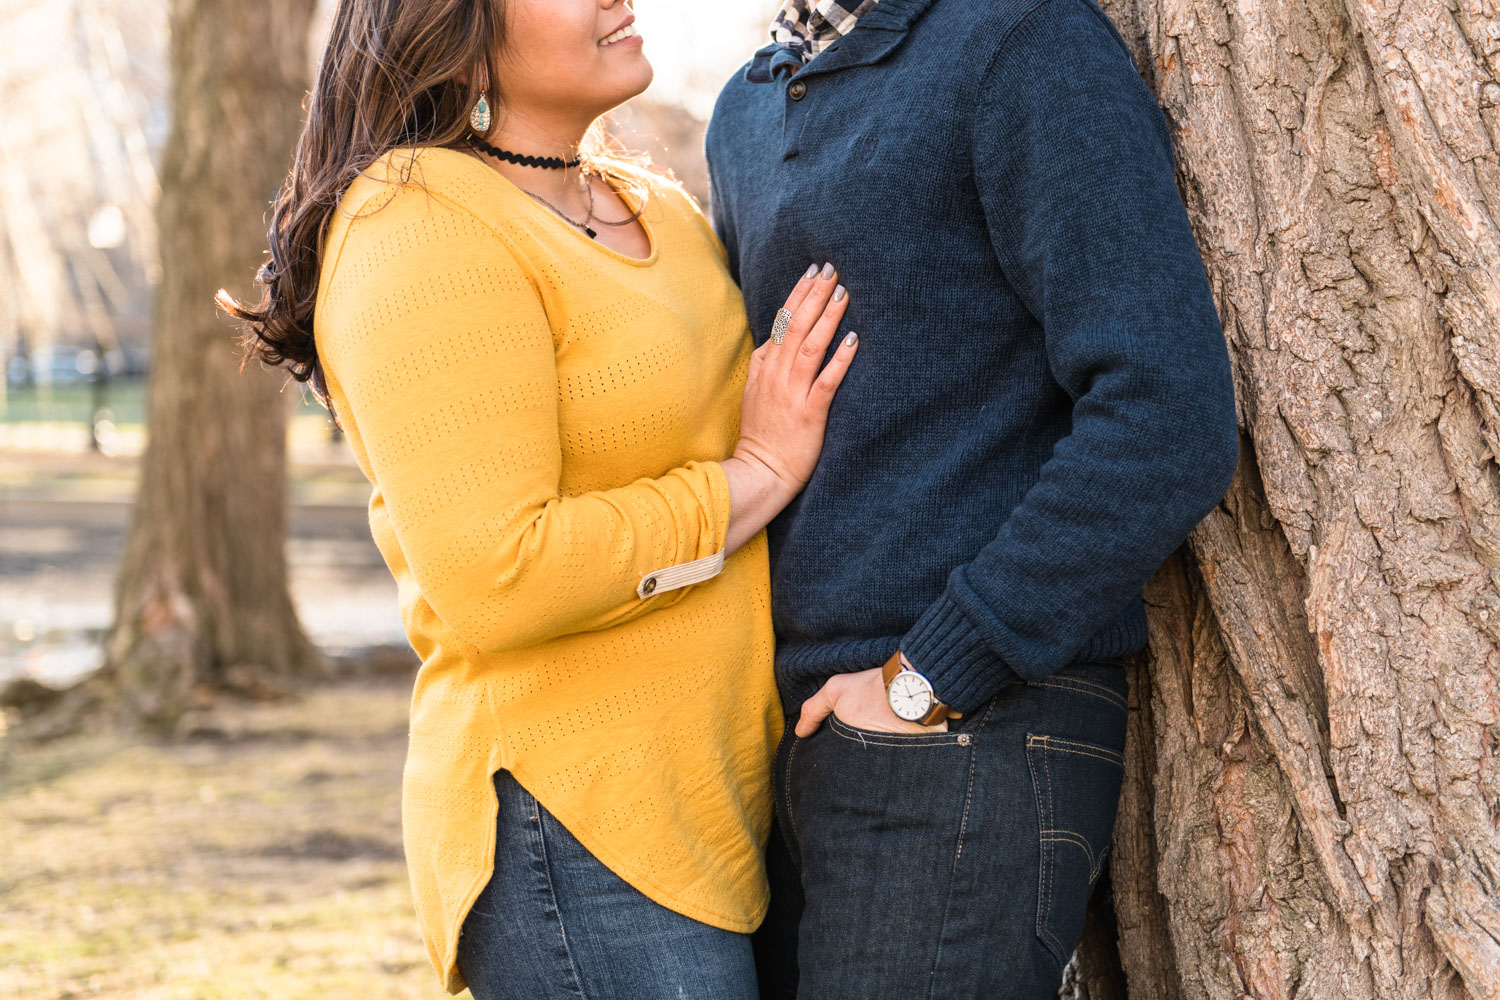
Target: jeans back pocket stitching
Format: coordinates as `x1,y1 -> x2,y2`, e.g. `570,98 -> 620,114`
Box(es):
1029,734 -> 1125,768
1032,674 -> 1128,707
1027,678 -> 1127,712
1041,923 -> 1070,964
1029,734 -> 1088,969
1040,828 -> 1101,883
1024,732 -> 1058,955
1027,735 -> 1122,967
1024,733 -> 1049,960
1051,671 -> 1128,696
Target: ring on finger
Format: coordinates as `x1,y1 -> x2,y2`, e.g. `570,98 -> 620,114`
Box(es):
770,308 -> 793,345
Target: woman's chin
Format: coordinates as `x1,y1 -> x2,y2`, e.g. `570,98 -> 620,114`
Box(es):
631,62 -> 655,100
601,62 -> 655,110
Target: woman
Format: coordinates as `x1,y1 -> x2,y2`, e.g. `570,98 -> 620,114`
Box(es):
218,0 -> 859,996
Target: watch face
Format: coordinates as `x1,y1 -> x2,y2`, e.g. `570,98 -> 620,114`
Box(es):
888,672 -> 935,722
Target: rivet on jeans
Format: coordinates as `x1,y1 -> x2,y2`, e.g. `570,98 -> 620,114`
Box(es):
957,734 -> 972,746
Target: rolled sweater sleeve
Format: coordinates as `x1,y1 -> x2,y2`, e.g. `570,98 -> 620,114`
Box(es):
901,0 -> 1241,712
318,184 -> 733,656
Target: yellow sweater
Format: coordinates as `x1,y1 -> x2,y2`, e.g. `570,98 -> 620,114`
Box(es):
313,146 -> 779,994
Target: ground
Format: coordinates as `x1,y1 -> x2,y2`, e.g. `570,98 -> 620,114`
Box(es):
1,386 -> 455,998
0,675 -> 466,1000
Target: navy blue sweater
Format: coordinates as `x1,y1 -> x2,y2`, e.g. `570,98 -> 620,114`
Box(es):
705,0 -> 1240,716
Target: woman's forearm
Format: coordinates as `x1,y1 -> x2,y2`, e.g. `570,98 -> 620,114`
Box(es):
720,455 -> 800,556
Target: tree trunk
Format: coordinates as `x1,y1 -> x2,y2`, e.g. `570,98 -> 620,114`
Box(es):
1059,1 -> 1500,998
90,0 -> 320,731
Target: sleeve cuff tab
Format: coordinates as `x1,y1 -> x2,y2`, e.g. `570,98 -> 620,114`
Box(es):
638,549 -> 725,599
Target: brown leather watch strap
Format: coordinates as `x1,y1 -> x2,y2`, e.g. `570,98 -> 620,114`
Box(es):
881,648 -> 907,687
882,649 -> 962,723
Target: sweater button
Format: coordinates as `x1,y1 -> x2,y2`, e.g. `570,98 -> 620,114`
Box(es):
788,79 -> 807,101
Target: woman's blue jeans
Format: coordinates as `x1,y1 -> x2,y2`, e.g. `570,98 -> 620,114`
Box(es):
455,769 -> 759,1000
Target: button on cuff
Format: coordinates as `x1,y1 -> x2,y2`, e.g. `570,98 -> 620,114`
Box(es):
637,549 -> 726,599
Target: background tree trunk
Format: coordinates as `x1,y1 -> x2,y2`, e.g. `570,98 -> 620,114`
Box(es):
1060,1 -> 1500,998
88,0 -> 320,731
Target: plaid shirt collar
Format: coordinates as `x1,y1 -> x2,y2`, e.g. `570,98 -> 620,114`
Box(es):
770,0 -> 880,63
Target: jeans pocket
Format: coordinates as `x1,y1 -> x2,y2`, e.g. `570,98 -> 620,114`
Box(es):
827,711 -> 972,747
1024,731 -> 1126,970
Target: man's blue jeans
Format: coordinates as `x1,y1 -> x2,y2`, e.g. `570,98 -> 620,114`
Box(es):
753,659 -> 1131,999
456,769 -> 759,1000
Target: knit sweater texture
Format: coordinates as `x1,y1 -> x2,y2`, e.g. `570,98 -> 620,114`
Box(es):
705,0 -> 1241,717
314,147 -> 780,994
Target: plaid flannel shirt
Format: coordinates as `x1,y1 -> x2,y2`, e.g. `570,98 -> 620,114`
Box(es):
770,0 -> 880,62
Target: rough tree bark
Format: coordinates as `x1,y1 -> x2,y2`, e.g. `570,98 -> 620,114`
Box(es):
79,0 -> 321,731
1058,1 -> 1500,998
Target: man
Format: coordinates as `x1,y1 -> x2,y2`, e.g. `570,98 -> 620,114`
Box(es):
705,0 -> 1240,996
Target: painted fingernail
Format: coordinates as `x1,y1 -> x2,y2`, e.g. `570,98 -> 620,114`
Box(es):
804,263 -> 820,279
833,284 -> 846,301
820,262 -> 835,279
843,331 -> 858,347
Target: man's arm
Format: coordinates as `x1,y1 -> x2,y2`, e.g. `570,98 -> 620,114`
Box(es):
898,0 -> 1240,714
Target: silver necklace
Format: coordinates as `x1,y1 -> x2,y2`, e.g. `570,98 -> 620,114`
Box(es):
522,173 -> 642,240
523,178 -> 599,239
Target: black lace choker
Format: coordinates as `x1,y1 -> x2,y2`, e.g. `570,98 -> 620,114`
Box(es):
468,137 -> 581,170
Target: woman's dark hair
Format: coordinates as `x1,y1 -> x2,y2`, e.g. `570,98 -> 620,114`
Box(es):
217,0 -> 644,417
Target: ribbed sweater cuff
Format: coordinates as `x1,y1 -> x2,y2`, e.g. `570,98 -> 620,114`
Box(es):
900,595 -> 1019,715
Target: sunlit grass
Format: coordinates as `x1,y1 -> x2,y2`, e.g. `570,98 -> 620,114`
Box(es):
0,678 -> 462,1000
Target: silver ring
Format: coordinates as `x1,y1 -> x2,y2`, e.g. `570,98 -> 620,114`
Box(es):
770,308 -> 793,345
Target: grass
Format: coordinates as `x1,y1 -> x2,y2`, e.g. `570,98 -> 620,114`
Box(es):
0,676 -> 468,1000
0,379 -> 330,427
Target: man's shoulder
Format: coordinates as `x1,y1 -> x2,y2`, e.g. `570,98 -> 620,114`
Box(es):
950,0 -> 1133,67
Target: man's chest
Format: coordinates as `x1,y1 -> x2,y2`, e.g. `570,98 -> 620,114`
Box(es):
710,67 -> 981,249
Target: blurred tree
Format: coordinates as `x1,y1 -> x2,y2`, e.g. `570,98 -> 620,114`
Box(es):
0,1 -> 165,374
79,0 -> 322,730
1054,1 -> 1500,999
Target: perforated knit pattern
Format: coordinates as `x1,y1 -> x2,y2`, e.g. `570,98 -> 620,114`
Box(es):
313,147 -> 779,995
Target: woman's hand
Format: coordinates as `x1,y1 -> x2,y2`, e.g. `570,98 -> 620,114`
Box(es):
734,261 -> 857,494
720,263 -> 859,554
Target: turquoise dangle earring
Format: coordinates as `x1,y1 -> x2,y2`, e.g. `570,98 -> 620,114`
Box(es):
469,91 -> 491,133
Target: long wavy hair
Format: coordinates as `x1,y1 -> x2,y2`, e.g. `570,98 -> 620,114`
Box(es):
217,0 -> 634,416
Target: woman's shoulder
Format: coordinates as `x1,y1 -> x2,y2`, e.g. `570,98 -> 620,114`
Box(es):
336,145 -> 510,228
321,146 -> 531,291
315,148 -> 532,343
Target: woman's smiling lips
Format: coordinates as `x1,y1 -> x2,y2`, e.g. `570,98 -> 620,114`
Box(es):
599,20 -> 642,48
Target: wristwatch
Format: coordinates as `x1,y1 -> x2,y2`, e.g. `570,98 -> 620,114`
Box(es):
882,649 -> 962,727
